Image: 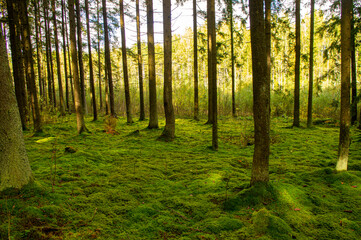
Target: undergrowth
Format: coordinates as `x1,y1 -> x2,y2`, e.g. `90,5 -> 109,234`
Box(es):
0,115 -> 360,239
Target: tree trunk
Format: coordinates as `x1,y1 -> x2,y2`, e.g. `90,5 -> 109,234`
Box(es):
52,0 -> 66,116
120,0 -> 133,123
206,0 -> 213,125
68,0 -> 87,134
208,0 -> 217,150
76,0 -> 87,115
97,0 -> 103,111
61,0 -> 70,112
65,8 -> 75,110
249,0 -> 270,185
19,0 -> 42,133
136,0 -> 145,121
337,0 -> 352,171
265,0 -> 271,115
0,30 -> 33,191
230,0 -> 236,117
6,0 -> 28,130
307,0 -> 315,128
85,0 -> 98,121
102,0 -> 115,116
193,0 -> 199,121
293,0 -> 301,127
159,0 -> 175,141
34,0 -> 43,105
44,0 -> 55,108
351,8 -> 357,125
147,0 -> 158,128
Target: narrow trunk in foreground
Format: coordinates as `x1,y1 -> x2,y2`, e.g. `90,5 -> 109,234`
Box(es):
136,0 -> 145,121
193,0 -> 199,121
307,0 -> 315,128
293,0 -> 301,127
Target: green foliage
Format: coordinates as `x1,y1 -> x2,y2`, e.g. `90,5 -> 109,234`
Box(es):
1,116 -> 361,239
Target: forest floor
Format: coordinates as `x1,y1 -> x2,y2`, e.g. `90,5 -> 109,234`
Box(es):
1,115 -> 361,239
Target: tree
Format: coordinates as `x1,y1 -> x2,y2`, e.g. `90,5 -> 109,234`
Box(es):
307,0 -> 315,128
147,0 -> 158,128
208,0 -> 218,150
293,0 -> 301,127
69,0 -> 88,134
351,7 -> 357,125
265,0 -> 271,115
19,0 -> 42,133
52,0 -> 66,116
76,0 -> 87,114
227,0 -> 236,117
193,0 -> 199,121
159,0 -> 175,141
102,0 -> 115,116
6,0 -> 27,130
34,0 -> 44,107
44,0 -> 55,107
249,0 -> 270,185
0,30 -> 33,191
136,0 -> 145,121
61,0 -> 70,112
85,0 -> 98,121
96,0 -> 103,111
336,0 -> 352,171
120,0 -> 133,123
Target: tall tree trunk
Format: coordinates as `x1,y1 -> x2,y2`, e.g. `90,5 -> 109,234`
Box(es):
52,0 -> 66,116
105,65 -> 110,115
193,0 -> 199,121
293,0 -> 301,127
307,0 -> 315,128
102,0 -> 115,116
34,0 -> 43,104
120,0 -> 133,123
208,0 -> 217,150
65,10 -> 75,110
206,0 -> 213,125
97,0 -> 103,111
147,0 -> 158,128
61,0 -> 70,112
351,8 -> 357,125
6,0 -> 28,130
0,30 -> 33,191
76,0 -> 87,115
136,0 -> 145,121
249,0 -> 270,185
229,0 -> 236,117
68,0 -> 87,134
337,0 -> 352,171
85,0 -> 98,121
159,0 -> 175,141
265,0 -> 271,115
19,0 -> 42,133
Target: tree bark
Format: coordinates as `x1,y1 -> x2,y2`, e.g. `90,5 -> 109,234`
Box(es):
249,0 -> 270,185
19,0 -> 42,133
193,0 -> 199,121
337,0 -> 352,171
230,0 -> 236,117
102,0 -> 115,116
68,0 -> 87,134
265,0 -> 271,115
136,0 -> 145,121
0,30 -> 33,191
351,7 -> 357,125
206,0 -> 213,125
159,0 -> 175,141
293,0 -> 301,127
76,0 -> 87,115
34,0 -> 43,105
147,0 -> 158,128
208,0 -> 217,150
307,0 -> 315,128
44,0 -> 55,108
61,0 -> 70,112
6,0 -> 28,130
97,0 -> 103,111
65,6 -> 75,110
120,0 -> 133,123
52,0 -> 66,116
85,0 -> 98,121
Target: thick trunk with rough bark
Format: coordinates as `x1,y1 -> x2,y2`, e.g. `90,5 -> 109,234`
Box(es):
249,0 -> 270,185
0,30 -> 33,191
307,0 -> 315,128
159,0 -> 175,141
147,0 -> 158,128
120,0 -> 133,123
293,0 -> 300,127
337,0 -> 352,171
102,0 -> 115,116
136,0 -> 145,121
69,0 -> 87,134
85,0 -> 98,121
